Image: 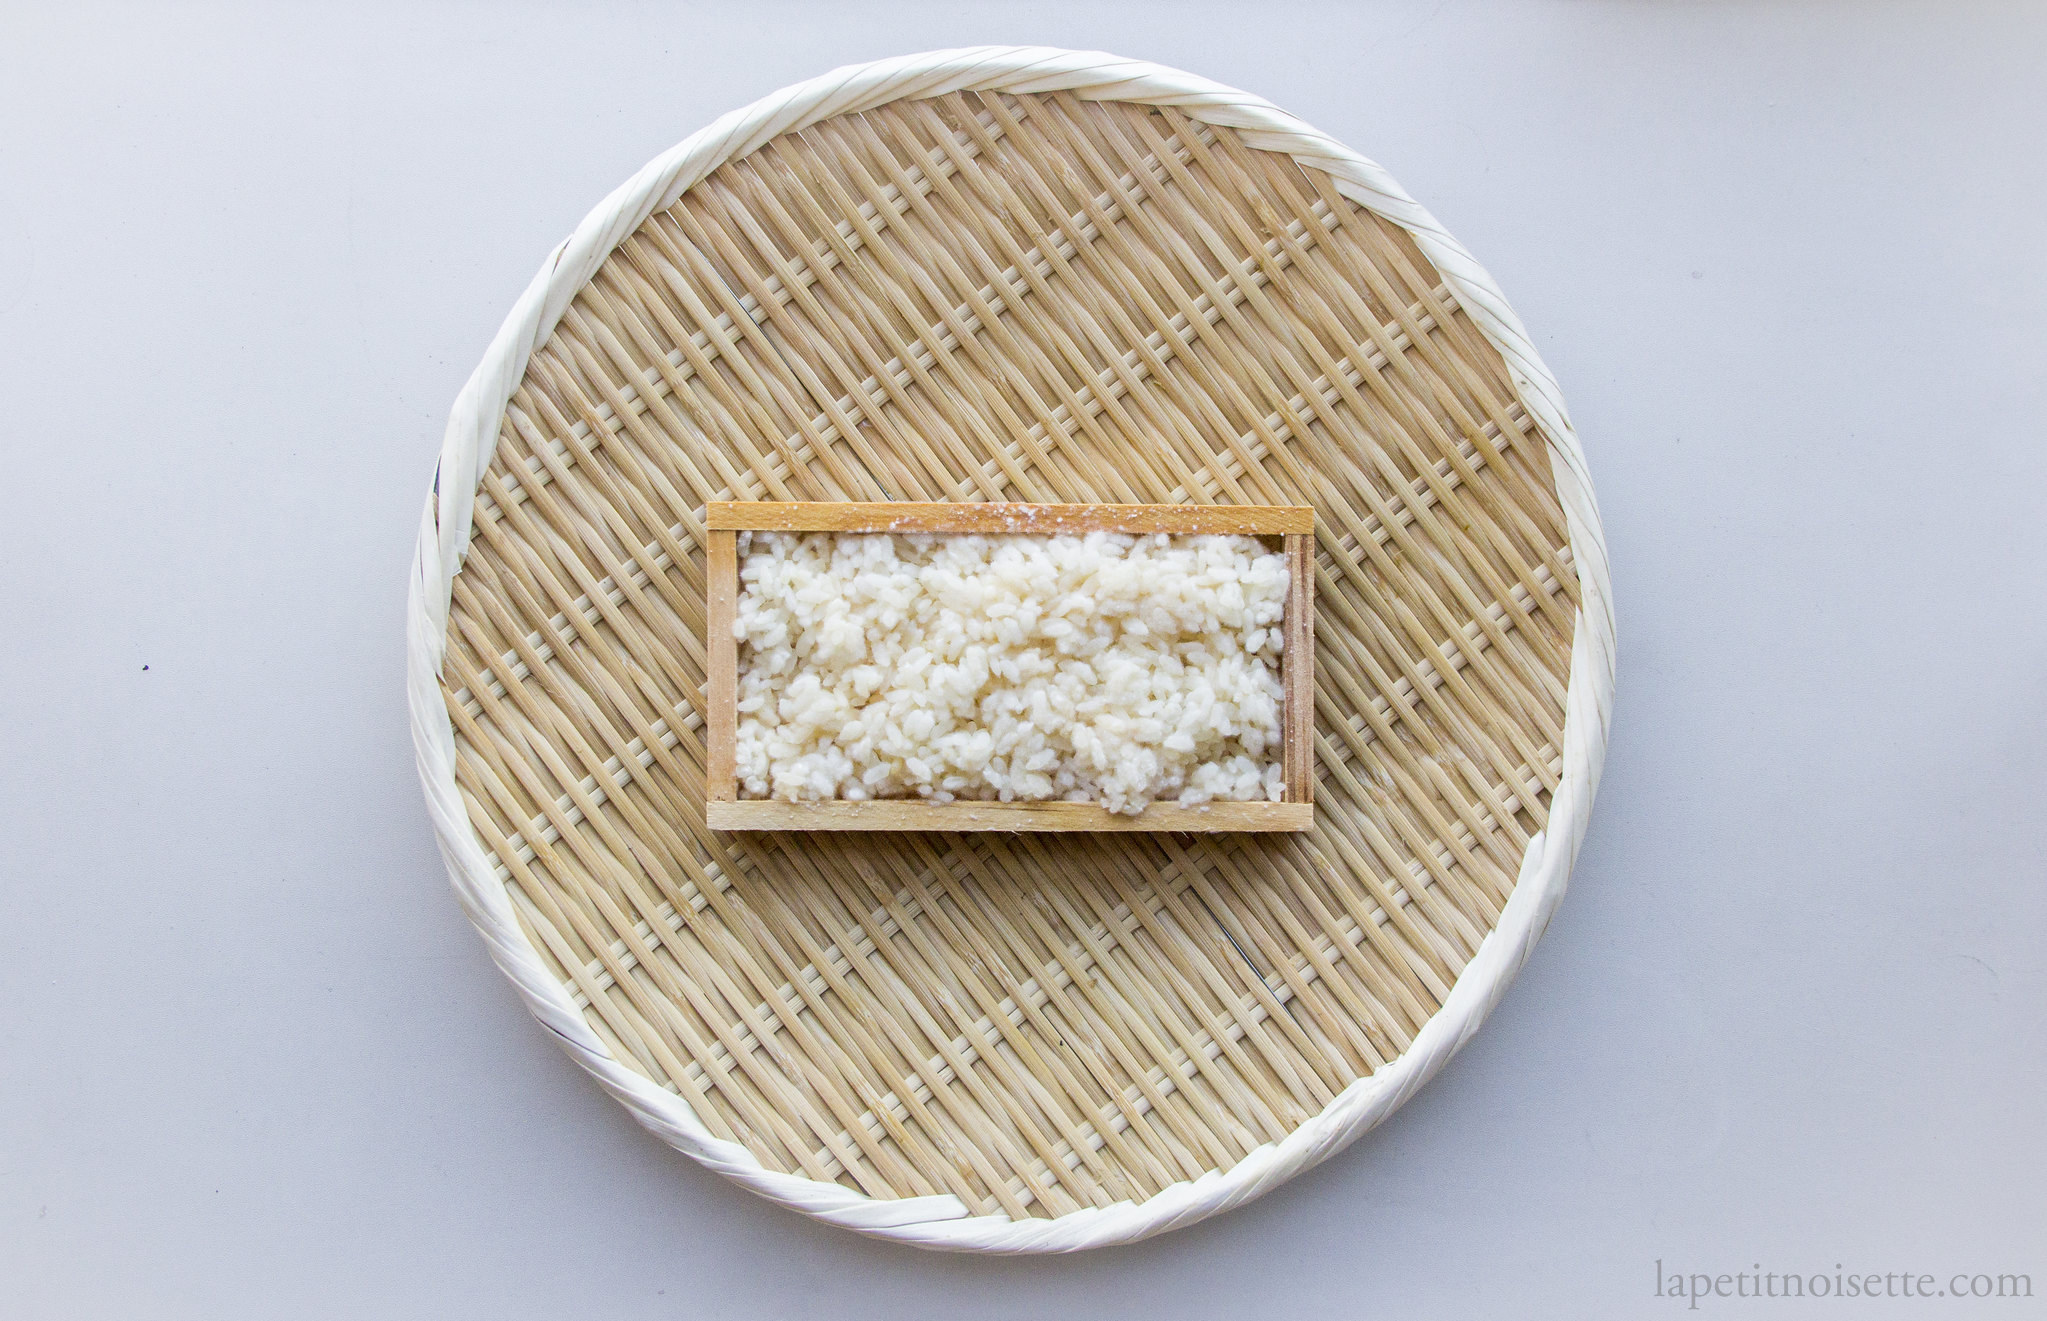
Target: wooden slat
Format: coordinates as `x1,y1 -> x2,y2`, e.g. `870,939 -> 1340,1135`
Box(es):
704,529 -> 738,802
707,501 -> 1315,535
707,799 -> 1313,832
1283,532 -> 1317,805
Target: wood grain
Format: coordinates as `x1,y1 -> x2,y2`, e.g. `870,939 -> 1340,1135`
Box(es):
703,529 -> 738,802
707,799 -> 1313,832
708,501 -> 1314,536
1283,532 -> 1316,805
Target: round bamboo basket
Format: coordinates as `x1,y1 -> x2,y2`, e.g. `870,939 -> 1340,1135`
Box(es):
407,47 -> 1615,1253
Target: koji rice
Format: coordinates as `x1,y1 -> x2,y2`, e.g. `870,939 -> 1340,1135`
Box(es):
732,530 -> 1288,813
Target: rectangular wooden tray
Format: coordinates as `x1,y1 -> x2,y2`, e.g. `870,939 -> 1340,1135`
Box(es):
705,503 -> 1315,832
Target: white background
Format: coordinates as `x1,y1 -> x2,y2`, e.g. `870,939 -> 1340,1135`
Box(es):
3,3 -> 2042,1316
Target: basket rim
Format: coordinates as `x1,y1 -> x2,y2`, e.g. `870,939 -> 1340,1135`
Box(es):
405,44 -> 1616,1254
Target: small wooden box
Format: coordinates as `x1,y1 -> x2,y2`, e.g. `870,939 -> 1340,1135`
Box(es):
704,503 -> 1315,832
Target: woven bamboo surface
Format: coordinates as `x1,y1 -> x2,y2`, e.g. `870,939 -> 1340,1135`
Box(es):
437,88 -> 1576,1222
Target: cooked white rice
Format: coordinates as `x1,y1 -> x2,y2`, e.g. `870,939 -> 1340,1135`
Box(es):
731,530 -> 1288,813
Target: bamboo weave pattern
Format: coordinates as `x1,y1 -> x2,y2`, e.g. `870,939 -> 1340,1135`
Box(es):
437,89 -> 1576,1223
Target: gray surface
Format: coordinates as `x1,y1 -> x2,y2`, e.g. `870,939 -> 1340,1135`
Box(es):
3,2 -> 2042,1316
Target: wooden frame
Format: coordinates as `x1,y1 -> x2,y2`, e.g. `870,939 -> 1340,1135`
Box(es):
704,503 -> 1315,831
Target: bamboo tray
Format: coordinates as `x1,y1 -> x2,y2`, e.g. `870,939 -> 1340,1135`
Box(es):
704,501 -> 1316,833
408,47 -> 1615,1253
